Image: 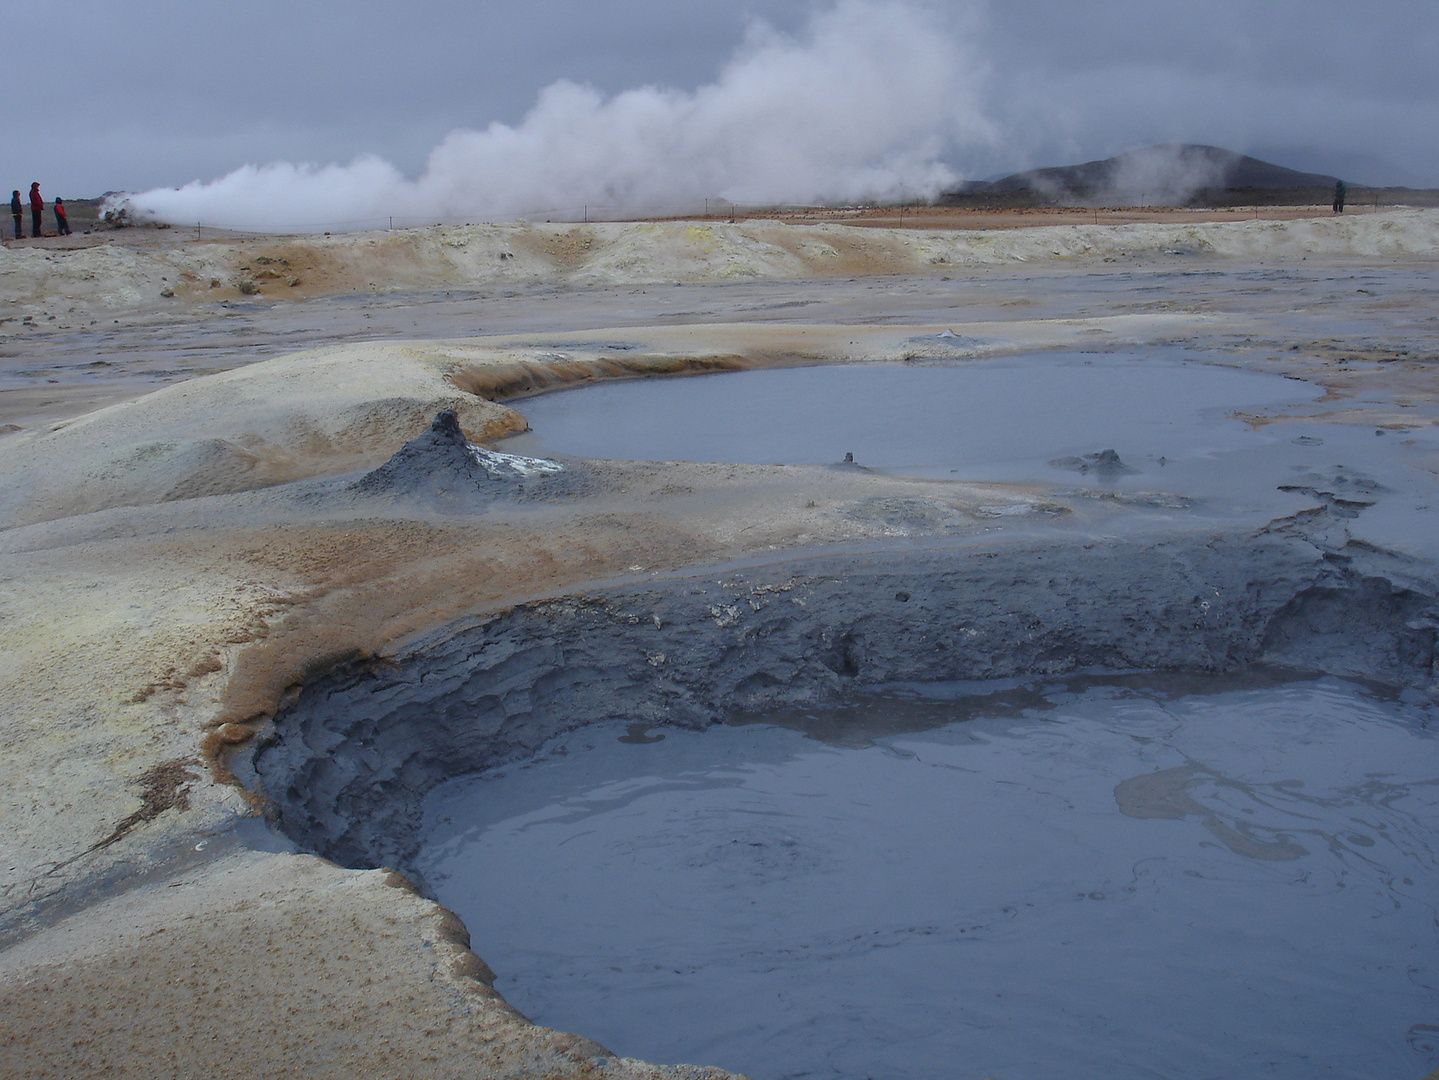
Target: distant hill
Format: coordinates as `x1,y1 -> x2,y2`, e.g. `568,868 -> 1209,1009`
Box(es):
943,145 -> 1398,208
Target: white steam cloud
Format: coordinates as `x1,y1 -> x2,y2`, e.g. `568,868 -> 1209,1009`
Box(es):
1022,144 -> 1237,207
1096,145 -> 1233,206
111,1 -> 994,233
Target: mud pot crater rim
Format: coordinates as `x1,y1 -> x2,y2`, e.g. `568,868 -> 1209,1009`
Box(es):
247,532 -> 1437,876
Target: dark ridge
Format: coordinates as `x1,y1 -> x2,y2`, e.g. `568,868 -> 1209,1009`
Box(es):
1001,145 -> 1334,193
943,144 -> 1438,208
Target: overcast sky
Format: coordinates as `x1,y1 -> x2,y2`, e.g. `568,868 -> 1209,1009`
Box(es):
18,0 -> 1438,201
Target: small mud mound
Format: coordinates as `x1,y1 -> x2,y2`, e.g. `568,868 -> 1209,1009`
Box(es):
354,410 -> 581,508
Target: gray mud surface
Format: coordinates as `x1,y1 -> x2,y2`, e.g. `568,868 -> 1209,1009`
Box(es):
415,675 -> 1438,1080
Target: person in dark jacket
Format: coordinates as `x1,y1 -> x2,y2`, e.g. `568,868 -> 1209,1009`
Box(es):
53,197 -> 70,235
9,191 -> 20,240
29,182 -> 43,237
1333,180 -> 1347,214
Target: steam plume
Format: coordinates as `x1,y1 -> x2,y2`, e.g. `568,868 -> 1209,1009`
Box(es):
112,1 -> 994,233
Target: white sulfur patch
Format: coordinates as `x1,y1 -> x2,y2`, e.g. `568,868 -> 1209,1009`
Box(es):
465,443 -> 564,479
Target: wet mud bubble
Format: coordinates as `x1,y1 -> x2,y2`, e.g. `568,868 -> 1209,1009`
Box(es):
1049,447 -> 1140,477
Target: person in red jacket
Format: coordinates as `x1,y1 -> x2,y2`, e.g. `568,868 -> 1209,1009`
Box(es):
29,182 -> 43,238
53,197 -> 70,236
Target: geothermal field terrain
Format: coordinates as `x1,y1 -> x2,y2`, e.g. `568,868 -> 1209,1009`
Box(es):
1,210 -> 1438,1079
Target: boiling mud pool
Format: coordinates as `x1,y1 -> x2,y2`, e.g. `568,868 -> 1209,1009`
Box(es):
418,675 -> 1439,1080
502,352 -> 1327,502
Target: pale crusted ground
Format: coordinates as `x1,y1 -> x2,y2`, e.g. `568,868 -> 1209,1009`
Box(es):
2,211 -> 1435,329
0,850 -> 735,1080
1,213 -> 1437,1079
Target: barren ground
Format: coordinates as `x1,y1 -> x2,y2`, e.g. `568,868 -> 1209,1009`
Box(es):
1,211 -> 1437,1080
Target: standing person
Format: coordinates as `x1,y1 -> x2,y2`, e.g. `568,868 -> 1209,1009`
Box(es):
28,182 -> 43,237
9,191 -> 20,240
53,197 -> 70,235
1332,180 -> 1347,214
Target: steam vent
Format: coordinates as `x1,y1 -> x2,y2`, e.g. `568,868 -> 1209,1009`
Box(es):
2,212 -> 1439,1080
